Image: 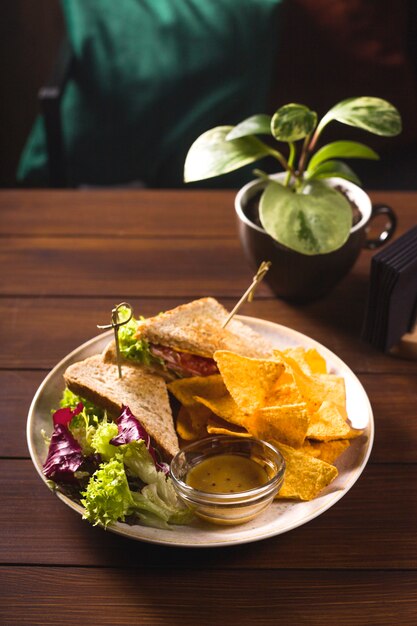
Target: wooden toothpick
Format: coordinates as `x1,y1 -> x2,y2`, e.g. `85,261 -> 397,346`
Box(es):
97,302 -> 133,378
222,261 -> 271,329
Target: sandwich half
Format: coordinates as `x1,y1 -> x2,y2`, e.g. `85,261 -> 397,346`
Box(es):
64,354 -> 179,459
103,297 -> 273,379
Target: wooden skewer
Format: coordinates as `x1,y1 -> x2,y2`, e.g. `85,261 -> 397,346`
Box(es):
222,261 -> 271,329
97,302 -> 133,378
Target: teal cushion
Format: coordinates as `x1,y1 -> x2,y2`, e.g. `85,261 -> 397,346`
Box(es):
17,0 -> 282,187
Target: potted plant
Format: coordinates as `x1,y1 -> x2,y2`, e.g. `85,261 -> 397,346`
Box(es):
184,97 -> 401,302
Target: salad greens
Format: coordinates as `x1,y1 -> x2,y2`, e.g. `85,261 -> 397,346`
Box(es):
43,394 -> 192,530
82,451 -> 191,529
91,420 -> 119,461
61,393 -> 100,455
117,309 -> 161,367
42,423 -> 87,484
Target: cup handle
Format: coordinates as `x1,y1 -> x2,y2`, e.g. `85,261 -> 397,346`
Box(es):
364,203 -> 397,250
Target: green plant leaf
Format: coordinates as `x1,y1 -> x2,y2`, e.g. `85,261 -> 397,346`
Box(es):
305,160 -> 361,185
271,104 -> 317,142
307,140 -> 379,172
184,126 -> 272,182
259,180 -> 352,255
318,97 -> 402,137
226,115 -> 272,140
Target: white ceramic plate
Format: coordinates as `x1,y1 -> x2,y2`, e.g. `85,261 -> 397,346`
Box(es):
27,316 -> 373,548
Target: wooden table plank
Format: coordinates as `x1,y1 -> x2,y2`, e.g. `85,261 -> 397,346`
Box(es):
1,567 -> 417,626
1,297 -> 416,374
2,227 -> 416,300
1,461 -> 416,569
0,370 -> 45,457
0,189 -> 415,237
0,189 -> 236,237
1,236 -> 267,297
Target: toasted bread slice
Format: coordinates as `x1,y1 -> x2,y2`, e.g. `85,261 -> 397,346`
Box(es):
64,354 -> 179,459
135,297 -> 273,358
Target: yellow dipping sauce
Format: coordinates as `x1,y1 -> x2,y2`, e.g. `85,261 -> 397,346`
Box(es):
186,453 -> 269,494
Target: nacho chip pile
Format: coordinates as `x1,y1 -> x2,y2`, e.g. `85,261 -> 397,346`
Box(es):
168,347 -> 363,502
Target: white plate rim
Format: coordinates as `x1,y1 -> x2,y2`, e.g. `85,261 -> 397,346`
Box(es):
27,315 -> 374,548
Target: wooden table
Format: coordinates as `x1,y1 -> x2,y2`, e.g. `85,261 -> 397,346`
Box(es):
1,189 -> 416,625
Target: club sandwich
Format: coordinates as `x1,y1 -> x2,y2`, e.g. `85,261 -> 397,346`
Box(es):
103,297 -> 273,379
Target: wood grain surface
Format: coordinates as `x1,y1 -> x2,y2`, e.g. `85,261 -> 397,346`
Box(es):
1,189 -> 416,625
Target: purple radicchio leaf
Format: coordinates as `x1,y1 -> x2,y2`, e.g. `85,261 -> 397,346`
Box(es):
43,424 -> 85,483
110,405 -> 169,474
52,402 -> 83,427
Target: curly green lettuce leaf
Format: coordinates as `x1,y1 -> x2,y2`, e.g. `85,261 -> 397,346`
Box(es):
121,439 -> 158,484
81,454 -> 192,528
117,314 -> 154,364
81,454 -> 136,527
91,420 -> 119,461
133,471 -> 193,527
68,410 -> 98,456
146,473 -> 194,525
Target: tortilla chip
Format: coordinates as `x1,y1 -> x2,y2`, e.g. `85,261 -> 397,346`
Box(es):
194,394 -> 248,429
251,403 -> 309,448
267,370 -> 305,407
282,347 -> 327,375
277,352 -> 346,416
176,405 -> 211,441
300,439 -> 321,458
307,400 -> 351,441
273,441 -> 338,500
302,439 -> 350,464
315,374 -> 347,417
214,350 -> 285,414
176,405 -> 196,441
206,415 -> 251,438
303,348 -> 328,374
168,374 -> 226,407
343,427 -> 364,439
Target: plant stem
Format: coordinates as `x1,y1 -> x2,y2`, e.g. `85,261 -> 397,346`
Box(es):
307,128 -> 321,154
306,114 -> 332,155
267,147 -> 295,178
297,135 -> 311,178
298,113 -> 332,178
284,142 -> 296,186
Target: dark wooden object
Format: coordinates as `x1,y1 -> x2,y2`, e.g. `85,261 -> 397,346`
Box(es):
0,188 -> 416,625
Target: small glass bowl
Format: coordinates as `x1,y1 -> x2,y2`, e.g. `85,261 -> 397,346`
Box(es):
170,436 -> 285,526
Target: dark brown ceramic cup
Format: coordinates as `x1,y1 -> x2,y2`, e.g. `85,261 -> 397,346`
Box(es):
235,177 -> 397,303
